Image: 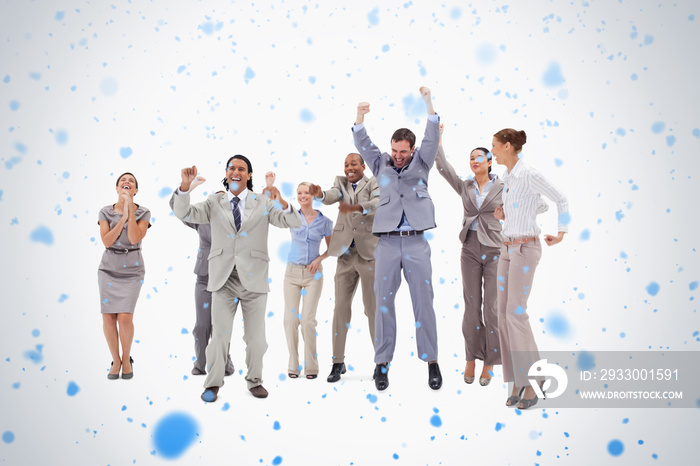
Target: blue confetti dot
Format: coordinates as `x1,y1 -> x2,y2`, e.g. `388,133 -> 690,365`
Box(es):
690,282 -> 698,291
542,61 -> 565,87
580,229 -> 590,241
31,329 -> 40,337
177,65 -> 186,74
299,108 -> 315,123
159,187 -> 173,198
314,272 -> 322,280
608,439 -> 624,456
120,147 -> 133,159
152,412 -> 199,459
222,402 -> 230,411
476,42 -> 497,65
367,8 -> 379,26
514,306 -> 525,315
666,135 -> 676,147
55,130 -> 68,145
495,422 -> 504,432
100,77 -> 118,96
646,282 -> 660,296
450,7 -> 462,19
430,414 -> 442,427
545,312 -> 570,338
244,67 -> 255,83
554,158 -> 563,167
558,212 -> 571,225
181,328 -> 188,334
2,431 -> 14,444
367,394 -> 378,403
55,11 -> 64,20
62,171 -> 70,179
651,121 -> 665,134
280,182 -> 294,198
67,381 -> 80,396
30,225 -> 54,245
272,456 -> 283,465
9,100 -> 19,111
393,453 -> 399,459
273,420 -> 281,430
382,44 -> 390,52
577,351 -> 595,371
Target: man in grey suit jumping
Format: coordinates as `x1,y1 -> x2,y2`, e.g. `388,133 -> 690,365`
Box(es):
308,153 -> 380,383
352,86 -> 442,391
174,155 -> 301,401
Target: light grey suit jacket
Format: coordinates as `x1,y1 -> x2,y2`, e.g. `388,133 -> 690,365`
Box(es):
353,119 -> 440,233
173,191 -> 302,293
170,192 -> 211,277
435,146 -> 504,248
321,174 -> 380,261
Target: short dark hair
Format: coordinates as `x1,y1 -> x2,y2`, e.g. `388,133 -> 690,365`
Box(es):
116,172 -> 138,189
493,129 -> 527,153
347,152 -> 365,166
391,128 -> 416,148
473,147 -> 492,173
222,154 -> 254,191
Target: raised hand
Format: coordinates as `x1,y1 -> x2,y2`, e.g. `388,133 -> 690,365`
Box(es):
190,175 -> 206,191
544,232 -> 565,247
419,86 -> 435,115
180,165 -> 198,192
356,102 -> 370,125
265,171 -> 276,188
308,184 -> 323,198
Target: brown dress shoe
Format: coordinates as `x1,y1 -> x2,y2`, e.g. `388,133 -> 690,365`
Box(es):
249,385 -> 269,398
201,386 -> 219,402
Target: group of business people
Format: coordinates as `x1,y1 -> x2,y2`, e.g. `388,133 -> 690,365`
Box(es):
97,86 -> 569,410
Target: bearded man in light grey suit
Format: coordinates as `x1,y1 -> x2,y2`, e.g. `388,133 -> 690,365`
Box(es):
308,153 -> 380,383
174,155 -> 301,401
352,86 -> 443,391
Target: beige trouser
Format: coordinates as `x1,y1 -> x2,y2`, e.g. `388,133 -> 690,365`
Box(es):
497,239 -> 542,388
283,264 -> 324,375
204,267 -> 268,390
331,247 -> 376,364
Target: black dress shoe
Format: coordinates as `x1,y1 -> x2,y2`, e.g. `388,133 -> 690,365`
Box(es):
373,363 -> 389,391
428,362 -> 442,390
327,363 -> 347,383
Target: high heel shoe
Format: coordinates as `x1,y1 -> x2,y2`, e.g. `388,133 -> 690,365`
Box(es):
121,357 -> 134,380
517,382 -> 545,410
505,386 -> 525,407
107,361 -> 120,380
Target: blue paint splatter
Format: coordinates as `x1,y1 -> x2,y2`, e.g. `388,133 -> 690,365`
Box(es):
308,76 -> 316,84
222,402 -> 230,411
690,282 -> 698,291
475,42 -> 497,65
199,22 -> 214,35
646,282 -> 660,296
580,229 -> 590,241
181,328 -> 188,334
495,422 -> 504,432
615,210 -> 625,222
558,212 -> 571,225
273,420 -> 281,430
244,67 -> 255,83
608,439 -> 624,456
616,128 -> 626,137
159,187 -> 173,198
554,158 -> 563,167
514,306 -> 525,315
450,8 -> 462,20
55,130 -> 68,145
577,351 -> 595,371
402,93 -> 426,119
58,294 -> 69,303
152,412 -> 199,459
2,431 -> 14,444
542,62 -> 565,87
693,128 -> 700,138
651,122 -> 665,133
367,8 -> 380,26
393,453 -> 399,459
9,100 -> 19,111
545,312 -> 570,338
430,414 -> 442,427
30,225 -> 54,245
367,394 -> 378,403
280,182 -> 294,198
55,11 -> 65,21
644,35 -> 654,45
100,77 -> 118,96
67,381 -> 80,396
272,456 -> 283,465
382,44 -> 390,52
300,109 -> 315,123
314,272 -> 322,280
666,135 -> 676,147
32,329 -> 40,337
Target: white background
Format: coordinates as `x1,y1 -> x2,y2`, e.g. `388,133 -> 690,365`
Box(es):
1,0 -> 698,464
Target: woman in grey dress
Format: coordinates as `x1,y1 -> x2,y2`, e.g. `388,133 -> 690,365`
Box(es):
98,172 -> 151,380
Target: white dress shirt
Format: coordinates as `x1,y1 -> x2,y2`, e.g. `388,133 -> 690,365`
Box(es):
501,159 -> 569,238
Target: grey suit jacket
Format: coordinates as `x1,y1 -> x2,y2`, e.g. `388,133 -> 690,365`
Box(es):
321,174 -> 380,261
353,118 -> 440,233
435,146 -> 504,248
170,193 -> 211,276
173,190 -> 302,293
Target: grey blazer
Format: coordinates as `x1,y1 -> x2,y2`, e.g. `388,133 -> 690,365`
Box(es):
170,193 -> 211,276
435,146 -> 504,248
173,191 -> 302,293
353,119 -> 440,233
321,174 -> 380,261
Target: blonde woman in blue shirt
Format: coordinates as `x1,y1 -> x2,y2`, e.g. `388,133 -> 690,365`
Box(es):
279,177 -> 334,379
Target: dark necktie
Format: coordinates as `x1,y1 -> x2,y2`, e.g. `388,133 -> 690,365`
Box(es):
231,197 -> 241,230
352,183 -> 357,191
